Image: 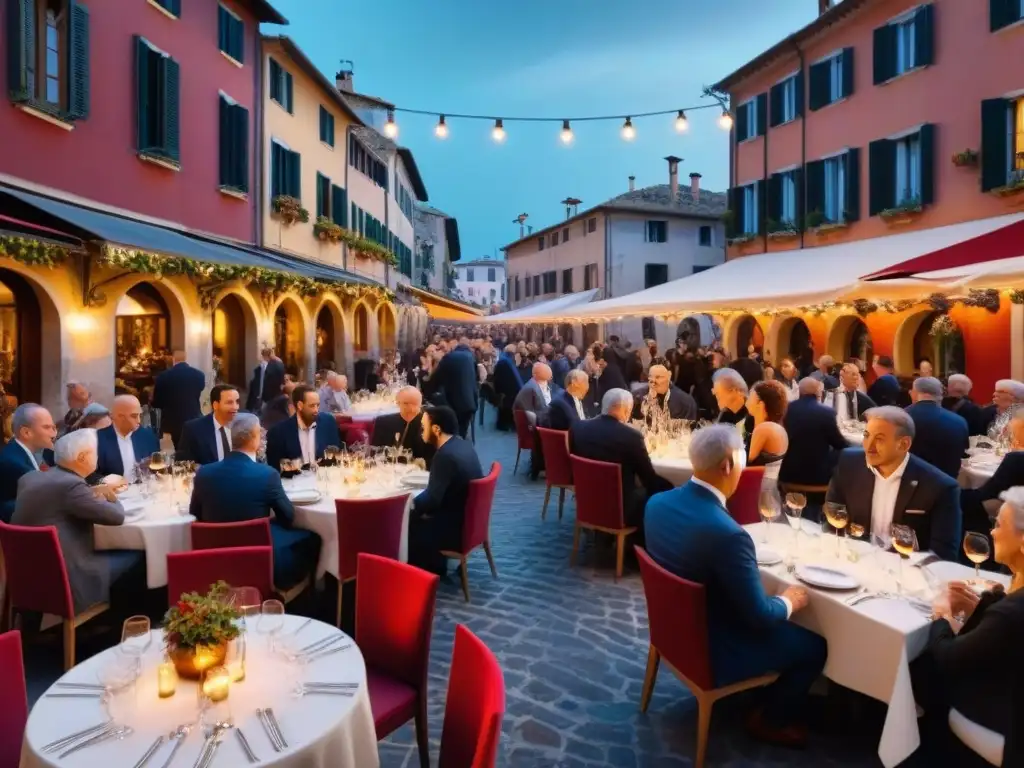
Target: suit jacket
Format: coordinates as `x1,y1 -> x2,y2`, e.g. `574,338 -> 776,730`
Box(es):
428,345 -> 478,414
150,362 -> 205,443
826,449 -> 961,561
906,401 -> 969,479
177,414 -> 231,466
370,412 -> 436,469
595,363 -> 628,404
0,439 -> 41,522
265,413 -> 342,472
867,373 -> 901,407
645,481 -> 789,681
961,451 -> 1024,528
829,388 -> 876,420
246,358 -> 286,411
779,395 -> 849,486
95,425 -> 160,479
11,467 -> 127,612
413,436 -> 484,549
729,357 -> 763,389
550,356 -> 580,389
548,390 -> 595,431
513,379 -> 559,426
978,404 -> 1001,438
631,384 -> 697,422
943,396 -> 986,437
493,355 -> 523,405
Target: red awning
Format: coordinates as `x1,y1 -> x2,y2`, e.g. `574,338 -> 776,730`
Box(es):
861,215 -> 1024,280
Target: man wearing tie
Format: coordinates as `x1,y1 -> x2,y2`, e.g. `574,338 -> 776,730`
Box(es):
177,385 -> 241,465
833,363 -> 876,421
549,370 -> 593,430
0,403 -> 57,521
246,348 -> 286,413
265,385 -> 342,472
94,395 -> 159,481
150,349 -> 205,447
370,386 -> 435,468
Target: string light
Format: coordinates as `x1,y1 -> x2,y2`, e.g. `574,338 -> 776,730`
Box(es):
434,114 -> 448,139
718,110 -> 734,130
560,119 -> 574,145
383,110 -> 398,138
675,110 -> 689,132
621,116 -> 636,141
491,118 -> 506,143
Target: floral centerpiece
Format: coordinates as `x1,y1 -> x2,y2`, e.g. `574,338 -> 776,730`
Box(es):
164,581 -> 241,679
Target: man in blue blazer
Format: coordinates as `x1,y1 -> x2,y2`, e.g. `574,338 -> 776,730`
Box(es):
190,413 -> 319,589
548,370 -> 595,431
0,403 -> 57,521
265,385 -> 342,473
150,350 -> 206,448
95,395 -> 159,481
867,355 -> 902,407
426,342 -> 478,438
645,425 -> 825,747
177,385 -> 241,465
906,377 -> 969,480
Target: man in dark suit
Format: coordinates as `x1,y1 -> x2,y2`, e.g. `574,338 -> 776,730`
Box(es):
190,413 -> 319,589
150,350 -> 205,447
729,355 -> 763,390
549,370 -> 595,431
594,347 -> 628,405
513,362 -> 558,428
409,406 -> 484,571
569,388 -> 672,527
960,413 -> 1024,539
550,345 -> 581,389
493,345 -> 523,431
246,347 -> 286,413
427,341 -> 478,438
95,395 -> 159,481
0,403 -> 57,522
645,424 -> 824,747
867,355 -> 902,407
943,374 -> 985,436
631,364 -> 697,424
370,386 -> 435,469
779,379 -> 849,517
265,385 -> 342,472
177,384 -> 241,466
827,406 -> 961,561
907,377 -> 969,479
712,368 -> 755,436
830,363 -> 876,421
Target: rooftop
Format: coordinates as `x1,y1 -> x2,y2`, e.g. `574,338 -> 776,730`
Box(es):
458,258 -> 506,268
243,0 -> 288,24
262,37 -> 363,126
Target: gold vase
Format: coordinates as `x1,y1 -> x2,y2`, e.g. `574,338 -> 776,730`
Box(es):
168,642 -> 228,680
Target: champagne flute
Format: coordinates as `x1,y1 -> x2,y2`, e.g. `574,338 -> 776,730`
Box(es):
120,615 -> 151,678
757,488 -> 782,544
258,599 -> 285,651
784,492 -> 805,557
824,503 -> 849,558
963,532 -> 991,583
891,524 -> 919,596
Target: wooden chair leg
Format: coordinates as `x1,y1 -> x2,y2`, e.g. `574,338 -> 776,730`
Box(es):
541,486 -> 551,520
615,533 -> 626,580
335,581 -> 343,629
63,620 -> 75,671
514,449 -> 521,475
639,645 -> 660,713
557,488 -> 566,520
482,541 -> 498,578
570,522 -> 581,567
458,557 -> 470,602
695,695 -> 714,768
414,697 -> 430,768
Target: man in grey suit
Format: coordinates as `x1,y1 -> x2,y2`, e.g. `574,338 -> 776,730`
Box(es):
513,362 -> 560,480
12,428 -> 143,614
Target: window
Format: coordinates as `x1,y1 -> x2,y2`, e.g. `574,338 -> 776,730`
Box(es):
588,217 -> 597,233
319,106 -> 334,147
645,221 -> 667,243
823,157 -> 847,223
551,230 -> 559,246
981,98 -> 1024,192
769,74 -> 801,127
330,184 -> 347,226
894,134 -> 921,204
151,0 -> 180,16
347,135 -> 387,189
807,149 -> 860,224
467,268 -> 475,281
869,125 -> 935,214
514,277 -> 520,302
769,169 -> 801,228
270,140 -> 300,199
781,171 -> 798,225
562,227 -> 569,242
1016,99 -> 1024,172
698,226 -> 712,246
645,264 -> 669,289
991,0 -> 1024,30
489,288 -> 496,302
500,283 -> 506,301
487,268 -> 496,282
316,173 -> 331,218
538,236 -> 545,251
269,57 -> 293,113
135,37 -> 180,165
217,4 -> 243,63
743,185 -> 759,234
218,94 -> 248,193
542,271 -> 557,294
562,268 -> 573,294
693,265 -> 713,274
525,275 -> 532,297
533,275 -> 540,296
809,49 -> 853,111
873,5 -> 934,84
467,287 -> 475,297
735,93 -> 766,142
584,263 -> 597,291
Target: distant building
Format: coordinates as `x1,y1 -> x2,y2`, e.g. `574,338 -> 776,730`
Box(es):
414,204 -> 462,295
455,259 -> 507,308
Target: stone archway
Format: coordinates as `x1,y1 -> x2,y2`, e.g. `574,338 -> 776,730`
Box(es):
314,298 -> 347,374
272,295 -> 309,379
765,316 -> 812,366
0,267 -> 62,410
112,279 -> 188,394
353,302 -> 370,353
727,314 -> 763,358
377,302 -> 397,350
212,290 -> 259,389
894,310 -> 967,377
829,315 -> 874,370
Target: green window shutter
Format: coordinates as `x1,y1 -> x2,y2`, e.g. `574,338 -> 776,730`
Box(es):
233,105 -> 248,192
6,0 -> 34,103
981,99 -> 1010,192
844,148 -> 861,222
841,48 -> 855,98
990,0 -> 1017,31
868,139 -> 896,215
231,15 -> 244,64
805,160 -> 824,219
315,172 -> 324,217
914,4 -> 935,67
808,61 -> 827,111
66,1 -> 90,119
755,93 -> 767,136
792,166 -> 804,224
727,187 -> 743,237
169,0 -> 181,16
794,71 -> 804,118
766,173 -> 781,222
327,113 -> 334,147
331,185 -> 347,226
755,180 -> 766,235
218,96 -> 229,186
872,24 -> 894,84
270,144 -> 280,198
735,103 -> 748,142
918,123 -> 936,205
351,202 -> 357,229
269,59 -> 281,102
284,72 -> 293,113
135,36 -> 151,151
287,150 -> 300,199
769,82 -> 782,128
318,106 -> 324,141
161,56 -> 180,162
218,6 -> 227,52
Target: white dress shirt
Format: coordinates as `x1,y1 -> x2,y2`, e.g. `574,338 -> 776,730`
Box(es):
869,452 -> 910,545
835,386 -> 857,421
298,420 -> 317,465
116,430 -> 137,482
15,440 -> 39,470
214,418 -> 232,462
538,381 -> 551,406
257,361 -> 268,398
572,395 -> 585,420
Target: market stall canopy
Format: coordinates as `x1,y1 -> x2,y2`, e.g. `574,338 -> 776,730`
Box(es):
408,286 -> 483,322
481,289 -> 600,323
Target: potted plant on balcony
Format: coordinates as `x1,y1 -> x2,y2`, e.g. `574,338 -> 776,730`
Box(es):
271,195 -> 309,226
313,216 -> 344,244
951,149 -> 979,168
767,219 -> 799,241
879,193 -> 924,225
992,169 -> 1024,198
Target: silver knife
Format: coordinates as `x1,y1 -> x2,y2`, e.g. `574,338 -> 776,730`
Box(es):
132,736 -> 165,768
42,720 -> 112,752
265,709 -> 288,749
290,617 -> 313,636
199,735 -> 222,768
256,710 -> 281,752
59,726 -> 130,758
235,727 -> 259,764
304,644 -> 351,662
191,734 -> 215,768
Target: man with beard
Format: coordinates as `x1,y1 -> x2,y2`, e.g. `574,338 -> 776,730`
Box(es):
371,386 -> 435,468
265,385 -> 342,472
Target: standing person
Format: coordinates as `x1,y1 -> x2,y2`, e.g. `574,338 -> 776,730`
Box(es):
906,377 -> 969,480
729,353 -> 763,390
176,384 -> 241,466
594,347 -> 628,404
809,355 -> 838,389
492,344 -> 523,432
428,339 -> 479,438
246,347 -> 286,413
550,345 -> 580,389
60,382 -> 91,436
944,374 -> 985,436
0,403 -> 57,522
265,385 -> 342,472
150,349 -> 205,448
94,395 -> 159,482
867,355 -> 902,407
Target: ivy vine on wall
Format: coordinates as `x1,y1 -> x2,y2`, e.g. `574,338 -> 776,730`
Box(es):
0,235 -> 71,268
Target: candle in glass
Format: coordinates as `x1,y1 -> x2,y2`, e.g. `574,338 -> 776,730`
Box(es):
157,657 -> 177,698
202,665 -> 230,702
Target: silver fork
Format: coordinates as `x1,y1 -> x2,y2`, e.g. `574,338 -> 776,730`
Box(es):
41,720 -> 113,753
160,723 -> 192,768
59,725 -> 133,758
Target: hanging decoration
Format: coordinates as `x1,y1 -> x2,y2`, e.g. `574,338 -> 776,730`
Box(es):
960,288 -> 1001,313
0,235 -> 72,267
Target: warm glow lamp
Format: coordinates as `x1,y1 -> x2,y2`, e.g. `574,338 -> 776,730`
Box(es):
434,114 -> 448,139
675,110 -> 689,132
621,116 -> 635,141
492,118 -> 506,143
560,119 -> 574,144
718,110 -> 734,130
383,110 -> 398,138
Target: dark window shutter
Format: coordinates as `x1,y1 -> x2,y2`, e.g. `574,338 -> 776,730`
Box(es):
218,6 -> 227,51
331,185 -> 347,226
286,150 -> 300,199
767,173 -> 782,222
756,180 -> 766,235
873,24 -> 894,84
736,103 -> 748,142
269,59 -> 280,102
135,36 -> 151,151
315,173 -> 324,217
981,98 -> 1010,192
844,148 -> 861,222
841,48 -> 854,98
808,61 -> 827,111
990,0 -> 1017,31
869,139 -> 896,215
728,187 -> 743,236
6,0 -> 34,103
161,56 -> 180,162
805,159 -> 825,218
284,72 -> 293,113
769,82 -> 782,128
234,105 -> 248,192
270,143 -> 280,198
756,93 -> 768,137
169,0 -> 181,15
918,123 -> 936,205
794,71 -> 804,118
66,1 -> 90,119
218,96 -> 229,187
232,15 -> 244,64
793,166 -> 805,224
914,4 -> 935,67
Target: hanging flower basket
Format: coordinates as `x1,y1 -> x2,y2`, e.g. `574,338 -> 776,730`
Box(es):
767,219 -> 799,241
312,216 -> 344,244
991,170 -> 1024,198
880,197 -> 924,225
726,233 -> 756,246
951,149 -> 979,168
271,195 -> 309,226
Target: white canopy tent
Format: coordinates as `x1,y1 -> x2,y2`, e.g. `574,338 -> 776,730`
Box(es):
481,288 -> 600,323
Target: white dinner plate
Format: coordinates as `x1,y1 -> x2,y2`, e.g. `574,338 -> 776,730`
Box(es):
756,548 -> 782,567
795,564 -> 860,590
400,471 -> 430,489
287,488 -> 323,505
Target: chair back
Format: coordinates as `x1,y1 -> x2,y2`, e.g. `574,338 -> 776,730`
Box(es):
536,428 -> 572,487
335,495 -> 408,581
0,521 -> 74,618
513,409 -> 533,450
569,455 -> 624,530
356,553 -> 439,690
726,467 -> 766,526
191,519 -> 272,550
334,414 -> 354,425
0,630 -> 27,768
635,547 -> 713,690
461,462 -> 500,553
438,625 -> 506,768
166,546 -> 274,605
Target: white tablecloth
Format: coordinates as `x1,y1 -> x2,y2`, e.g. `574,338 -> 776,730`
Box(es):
747,523 -> 1008,768
651,455 -> 694,487
20,616 -> 379,768
960,456 -> 998,489
346,404 -> 399,423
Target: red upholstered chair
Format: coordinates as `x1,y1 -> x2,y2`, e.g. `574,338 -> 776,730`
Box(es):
536,428 -> 573,521
356,553 -> 439,768
568,455 -> 636,579
635,547 -> 777,768
440,462 -> 500,602
335,414 -> 354,426
726,467 -> 766,526
438,625 -> 506,768
334,495 -> 408,627
0,630 -> 28,767
512,410 -> 533,475
0,521 -> 108,670
166,546 -> 274,606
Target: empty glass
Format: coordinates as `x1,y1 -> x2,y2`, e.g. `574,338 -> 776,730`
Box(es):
120,616 -> 151,676
258,599 -> 285,650
757,488 -> 782,544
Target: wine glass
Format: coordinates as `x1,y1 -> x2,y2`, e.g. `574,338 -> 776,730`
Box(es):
847,522 -> 865,562
824,503 -> 849,558
120,615 -> 151,677
784,493 -> 805,555
963,532 -> 991,582
258,599 -> 285,650
891,524 -> 919,595
757,488 -> 781,544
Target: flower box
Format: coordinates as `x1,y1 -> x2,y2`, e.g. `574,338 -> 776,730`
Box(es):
727,234 -> 757,246
951,149 -> 979,168
879,201 -> 924,225
271,195 -> 309,226
991,171 -> 1024,198
767,229 -> 799,241
312,216 -> 344,244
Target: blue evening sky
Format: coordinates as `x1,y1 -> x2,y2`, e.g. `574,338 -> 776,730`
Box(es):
265,1 -> 815,260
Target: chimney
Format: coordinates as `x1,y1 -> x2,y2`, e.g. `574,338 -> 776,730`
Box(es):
818,0 -> 833,15
689,172 -> 702,202
628,175 -> 636,192
335,59 -> 355,93
665,156 -> 682,201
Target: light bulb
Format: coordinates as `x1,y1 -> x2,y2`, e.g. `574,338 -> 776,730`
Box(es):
718,110 -> 734,130
675,110 -> 689,132
560,119 -> 574,145
434,115 -> 448,139
492,118 -> 506,143
383,110 -> 398,138
621,117 -> 635,141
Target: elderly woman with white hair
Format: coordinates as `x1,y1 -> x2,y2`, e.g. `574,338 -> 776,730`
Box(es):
712,368 -> 755,438
980,378 -> 1024,440
911,487 -> 1024,766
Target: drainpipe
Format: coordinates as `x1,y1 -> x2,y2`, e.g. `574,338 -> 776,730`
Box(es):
603,212 -> 612,325
254,35 -> 265,247
343,124 -> 352,270
795,40 -> 807,250
383,162 -> 390,288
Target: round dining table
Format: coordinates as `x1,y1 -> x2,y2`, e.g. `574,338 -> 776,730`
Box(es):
20,616 -> 379,768
345,403 -> 399,423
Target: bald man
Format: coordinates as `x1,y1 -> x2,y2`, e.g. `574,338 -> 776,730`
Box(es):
513,363 -> 558,428
95,395 -> 160,482
631,364 -> 697,423
371,386 -> 436,469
